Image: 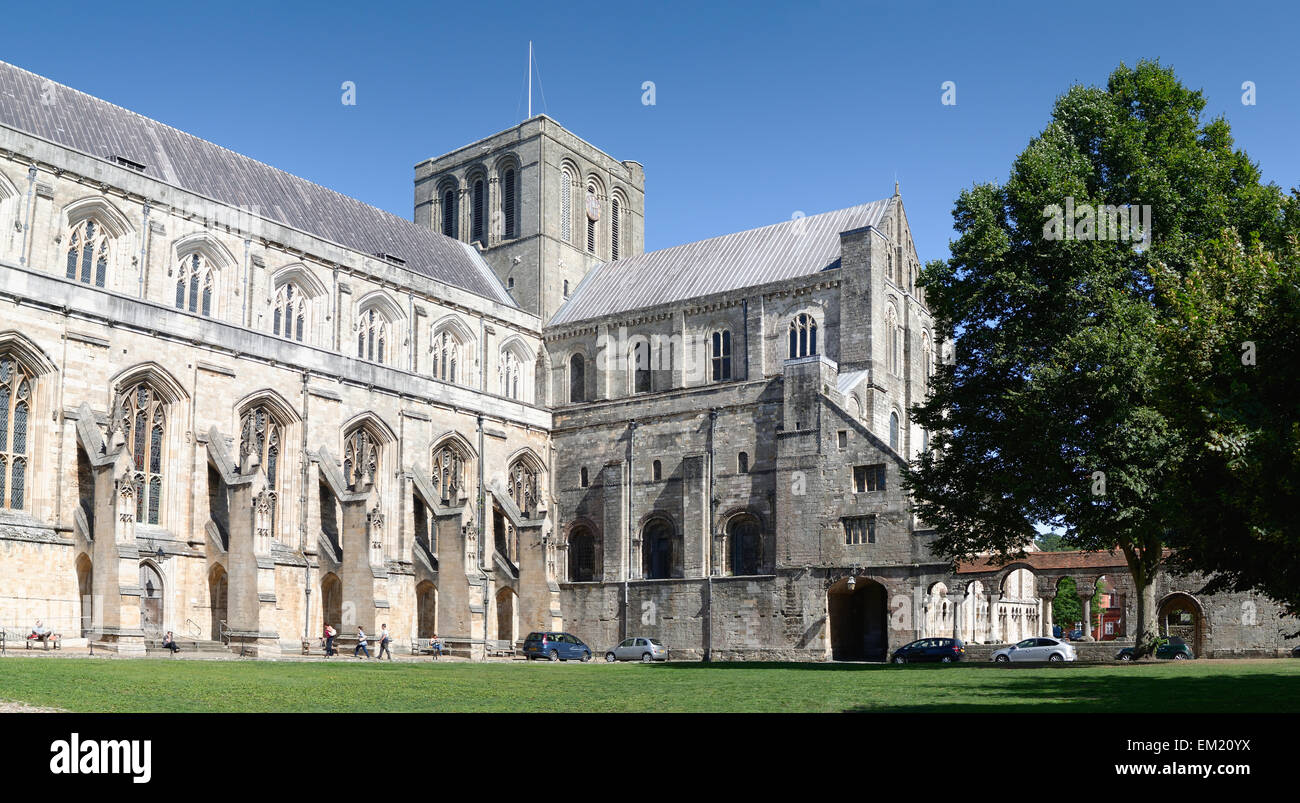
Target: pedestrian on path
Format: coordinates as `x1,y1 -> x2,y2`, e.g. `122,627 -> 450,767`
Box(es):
354,626 -> 370,659
378,623 -> 393,660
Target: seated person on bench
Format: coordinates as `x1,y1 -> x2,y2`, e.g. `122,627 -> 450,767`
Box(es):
430,634 -> 443,659
27,621 -> 57,647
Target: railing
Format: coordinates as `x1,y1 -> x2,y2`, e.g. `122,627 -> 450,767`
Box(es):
184,619 -> 202,639
218,620 -> 230,646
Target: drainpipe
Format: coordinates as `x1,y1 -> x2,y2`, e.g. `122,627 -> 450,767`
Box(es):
623,419 -> 637,641
138,203 -> 150,298
705,408 -> 718,661
18,164 -> 36,265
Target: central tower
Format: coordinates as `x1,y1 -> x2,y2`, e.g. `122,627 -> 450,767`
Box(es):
415,115 -> 644,321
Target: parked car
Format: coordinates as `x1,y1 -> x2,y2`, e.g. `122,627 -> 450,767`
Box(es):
522,632 -> 592,662
992,637 -> 1077,662
890,638 -> 966,664
604,637 -> 669,663
1115,636 -> 1194,661
1292,645 -> 1300,658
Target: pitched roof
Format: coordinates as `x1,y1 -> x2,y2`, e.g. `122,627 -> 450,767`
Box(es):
0,60 -> 515,307
548,199 -> 893,327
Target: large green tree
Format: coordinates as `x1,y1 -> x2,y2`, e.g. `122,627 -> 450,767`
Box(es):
905,61 -> 1289,655
1155,224 -> 1300,621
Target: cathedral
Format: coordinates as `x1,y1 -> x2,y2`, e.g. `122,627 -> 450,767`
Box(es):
0,60 -> 1293,659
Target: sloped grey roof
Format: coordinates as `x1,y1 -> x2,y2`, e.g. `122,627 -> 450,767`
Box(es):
549,199 -> 892,326
0,60 -> 514,307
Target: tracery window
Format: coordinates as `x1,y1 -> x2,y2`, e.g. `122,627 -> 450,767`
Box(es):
118,383 -> 166,525
239,405 -> 283,488
357,307 -> 389,364
343,428 -> 379,490
65,218 -> 109,288
500,347 -> 524,400
175,253 -> 215,317
273,282 -> 307,342
508,457 -> 539,517
431,440 -> 469,502
788,314 -> 817,359
0,357 -> 32,511
432,329 -> 462,384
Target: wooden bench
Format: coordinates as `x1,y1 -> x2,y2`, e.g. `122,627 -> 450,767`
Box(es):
487,639 -> 517,658
2,628 -> 61,652
409,637 -> 445,658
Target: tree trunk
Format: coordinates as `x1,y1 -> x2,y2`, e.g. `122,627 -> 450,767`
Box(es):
1130,567 -> 1160,658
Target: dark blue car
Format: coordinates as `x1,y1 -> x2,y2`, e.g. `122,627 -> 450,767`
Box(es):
890,637 -> 966,664
522,631 -> 592,662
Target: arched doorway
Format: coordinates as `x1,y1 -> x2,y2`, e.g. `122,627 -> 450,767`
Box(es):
416,581 -> 437,640
208,565 -> 228,641
725,513 -> 763,576
139,562 -> 164,639
321,573 -> 342,632
828,577 -> 888,661
75,554 -> 93,637
495,587 -> 517,644
1158,593 -> 1205,656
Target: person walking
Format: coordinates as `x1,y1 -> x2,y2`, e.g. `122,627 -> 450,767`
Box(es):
377,623 -> 393,660
323,623 -> 337,657
354,626 -> 370,659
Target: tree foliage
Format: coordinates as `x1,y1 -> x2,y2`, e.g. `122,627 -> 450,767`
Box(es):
905,60 -> 1290,653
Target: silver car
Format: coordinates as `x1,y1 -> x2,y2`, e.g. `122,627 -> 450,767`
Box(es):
992,637 -> 1077,662
605,637 -> 669,662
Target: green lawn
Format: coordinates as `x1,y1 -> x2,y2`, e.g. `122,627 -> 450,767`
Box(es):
1,657 -> 1297,713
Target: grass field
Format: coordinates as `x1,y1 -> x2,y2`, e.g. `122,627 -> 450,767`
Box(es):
2,657 -> 1298,713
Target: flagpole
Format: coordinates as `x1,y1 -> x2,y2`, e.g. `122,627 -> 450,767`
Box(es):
527,40 -> 532,119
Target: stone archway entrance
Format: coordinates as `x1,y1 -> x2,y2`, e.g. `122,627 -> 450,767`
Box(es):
495,587 -> 517,644
416,581 -> 437,640
139,562 -> 164,639
208,565 -> 228,641
828,577 -> 888,661
321,573 -> 343,632
75,554 -> 93,637
1158,593 -> 1205,656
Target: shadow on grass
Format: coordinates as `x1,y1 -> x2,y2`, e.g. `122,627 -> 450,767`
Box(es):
846,671 -> 1299,713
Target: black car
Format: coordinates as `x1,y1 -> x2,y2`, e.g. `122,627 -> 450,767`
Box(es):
890,638 -> 966,664
1291,645 -> 1299,658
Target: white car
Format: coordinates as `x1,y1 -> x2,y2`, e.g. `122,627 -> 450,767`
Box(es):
992,637 -> 1077,662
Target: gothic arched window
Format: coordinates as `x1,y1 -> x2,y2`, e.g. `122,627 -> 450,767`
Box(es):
239,405 -> 283,488
175,253 -> 216,317
273,282 -> 307,342
500,345 -> 526,400
431,439 -> 470,503
119,383 -> 166,525
788,314 -> 817,359
433,328 -> 462,384
65,218 -> 110,288
569,353 -> 585,402
508,456 -> 540,517
889,410 -> 900,452
343,428 -> 380,491
711,330 -> 732,381
357,307 -> 389,364
887,306 -> 904,375
0,357 -> 32,511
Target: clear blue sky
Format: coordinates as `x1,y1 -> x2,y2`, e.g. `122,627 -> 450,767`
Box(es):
5,0 -> 1297,264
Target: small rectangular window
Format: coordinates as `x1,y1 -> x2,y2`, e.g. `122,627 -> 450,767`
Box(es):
837,430 -> 848,449
843,516 -> 875,545
853,464 -> 886,493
